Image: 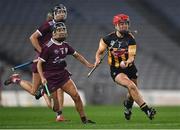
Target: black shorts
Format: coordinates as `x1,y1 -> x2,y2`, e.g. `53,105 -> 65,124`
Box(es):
110,64 -> 138,81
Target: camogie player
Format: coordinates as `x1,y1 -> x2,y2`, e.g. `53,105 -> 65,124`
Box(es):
4,4 -> 68,121
37,22 -> 95,124
94,13 -> 156,120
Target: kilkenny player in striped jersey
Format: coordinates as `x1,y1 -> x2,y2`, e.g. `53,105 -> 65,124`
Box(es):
95,13 -> 156,120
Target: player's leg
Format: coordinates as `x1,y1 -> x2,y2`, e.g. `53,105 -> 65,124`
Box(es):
57,88 -> 64,111
115,73 -> 144,105
115,73 -> 156,120
56,88 -> 68,120
123,78 -> 136,120
4,72 -> 41,96
19,73 -> 41,95
35,86 -> 64,106
43,94 -> 52,109
53,88 -> 68,121
42,91 -> 67,122
61,79 -> 95,124
35,85 -> 64,102
31,73 -> 41,94
51,91 -> 66,122
61,79 -> 85,118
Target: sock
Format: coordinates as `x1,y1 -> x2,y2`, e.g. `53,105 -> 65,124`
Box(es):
81,116 -> 87,122
140,102 -> 149,114
124,99 -> 134,110
56,111 -> 62,116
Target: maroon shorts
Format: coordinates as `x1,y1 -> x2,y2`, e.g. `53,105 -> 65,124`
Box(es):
32,62 -> 38,73
44,69 -> 72,93
32,53 -> 39,73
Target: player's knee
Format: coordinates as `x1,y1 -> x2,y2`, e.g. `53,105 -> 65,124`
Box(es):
29,89 -> 36,95
31,86 -> 39,95
72,93 -> 81,102
127,82 -> 136,91
31,90 -> 36,95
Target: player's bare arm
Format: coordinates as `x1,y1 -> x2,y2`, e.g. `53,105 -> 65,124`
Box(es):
37,58 -> 47,85
30,31 -> 42,53
73,52 -> 94,68
95,38 -> 107,66
125,45 -> 136,67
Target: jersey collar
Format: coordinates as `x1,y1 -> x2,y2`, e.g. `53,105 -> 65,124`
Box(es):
51,38 -> 63,45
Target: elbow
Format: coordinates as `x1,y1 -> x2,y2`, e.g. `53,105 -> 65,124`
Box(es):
95,50 -> 100,55
37,61 -> 41,70
96,50 -> 102,56
36,63 -> 39,72
29,35 -> 34,42
73,52 -> 79,59
29,32 -> 38,42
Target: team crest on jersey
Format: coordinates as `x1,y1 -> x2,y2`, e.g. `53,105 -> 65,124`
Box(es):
110,40 -> 116,47
110,40 -> 123,48
54,49 -> 59,54
116,40 -> 123,48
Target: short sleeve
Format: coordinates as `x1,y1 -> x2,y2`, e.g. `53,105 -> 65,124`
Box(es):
66,43 -> 75,55
102,35 -> 110,46
39,46 -> 49,62
37,21 -> 51,36
128,33 -> 136,46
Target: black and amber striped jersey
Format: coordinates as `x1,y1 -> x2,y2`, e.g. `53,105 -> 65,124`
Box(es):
102,32 -> 136,68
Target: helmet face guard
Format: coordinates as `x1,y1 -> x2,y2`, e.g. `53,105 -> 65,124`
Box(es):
53,4 -> 67,21
53,22 -> 67,42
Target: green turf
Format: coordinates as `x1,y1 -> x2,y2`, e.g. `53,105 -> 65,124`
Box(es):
0,106 -> 180,129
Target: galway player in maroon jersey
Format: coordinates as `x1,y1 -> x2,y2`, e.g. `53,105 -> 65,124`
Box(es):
4,4 -> 69,121
37,22 -> 95,124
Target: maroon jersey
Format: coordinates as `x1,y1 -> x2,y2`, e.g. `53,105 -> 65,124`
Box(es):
39,38 -> 75,93
39,38 -> 75,72
37,20 -> 55,48
32,20 -> 55,73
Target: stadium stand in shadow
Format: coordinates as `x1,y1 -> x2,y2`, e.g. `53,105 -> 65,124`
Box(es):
67,0 -> 180,93
126,0 -> 180,90
1,0 -> 180,104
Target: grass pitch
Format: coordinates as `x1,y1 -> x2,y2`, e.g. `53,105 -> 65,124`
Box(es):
0,106 -> 180,129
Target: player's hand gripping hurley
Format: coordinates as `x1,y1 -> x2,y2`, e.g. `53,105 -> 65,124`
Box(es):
44,83 -> 51,96
88,44 -> 114,77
